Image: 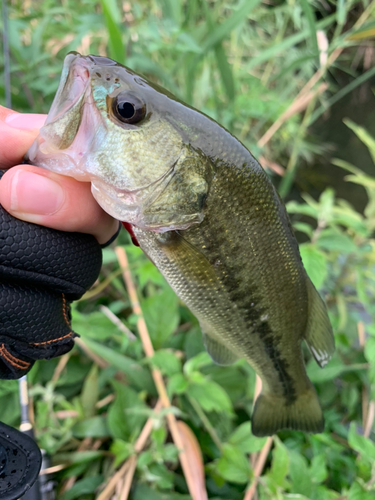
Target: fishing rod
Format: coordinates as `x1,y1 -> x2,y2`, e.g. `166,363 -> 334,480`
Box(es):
18,377 -> 56,500
1,1 -> 54,498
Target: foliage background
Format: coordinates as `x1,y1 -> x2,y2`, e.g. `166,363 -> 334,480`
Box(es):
1,0 -> 375,499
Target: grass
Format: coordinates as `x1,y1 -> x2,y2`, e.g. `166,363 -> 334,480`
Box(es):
1,1 -> 375,499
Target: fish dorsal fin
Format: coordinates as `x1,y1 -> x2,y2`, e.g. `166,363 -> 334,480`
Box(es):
304,278 -> 335,368
202,330 -> 238,366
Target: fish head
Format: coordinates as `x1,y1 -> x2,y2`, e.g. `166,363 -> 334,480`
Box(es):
27,52 -> 208,229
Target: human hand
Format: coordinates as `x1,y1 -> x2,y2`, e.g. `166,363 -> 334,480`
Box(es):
0,105 -> 119,244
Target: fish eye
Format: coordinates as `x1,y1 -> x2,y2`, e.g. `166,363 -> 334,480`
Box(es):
112,93 -> 146,124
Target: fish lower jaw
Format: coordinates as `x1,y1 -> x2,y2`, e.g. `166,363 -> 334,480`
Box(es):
91,181 -> 204,232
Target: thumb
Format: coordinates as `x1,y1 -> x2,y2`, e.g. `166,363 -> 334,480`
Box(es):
0,106 -> 46,168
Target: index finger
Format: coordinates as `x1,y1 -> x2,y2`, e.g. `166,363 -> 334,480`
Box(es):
0,106 -> 46,168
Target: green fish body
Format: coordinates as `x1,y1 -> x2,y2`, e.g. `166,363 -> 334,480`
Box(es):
27,53 -> 335,436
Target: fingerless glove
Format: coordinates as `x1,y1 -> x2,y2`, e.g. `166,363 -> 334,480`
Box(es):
0,170 -> 103,378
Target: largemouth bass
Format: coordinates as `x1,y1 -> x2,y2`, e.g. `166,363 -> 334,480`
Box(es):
27,53 -> 335,437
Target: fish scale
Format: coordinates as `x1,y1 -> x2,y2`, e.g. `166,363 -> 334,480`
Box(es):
27,52 -> 335,436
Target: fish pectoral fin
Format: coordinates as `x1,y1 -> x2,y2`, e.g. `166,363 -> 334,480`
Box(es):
304,278 -> 335,368
202,330 -> 238,366
251,384 -> 324,437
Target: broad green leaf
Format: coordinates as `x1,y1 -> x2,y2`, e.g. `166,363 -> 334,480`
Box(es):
307,356 -> 366,383
316,229 -> 357,254
73,310 -> 119,341
56,450 -> 104,464
150,350 -> 182,377
110,439 -> 133,467
107,381 -> 147,441
310,454 -> 328,483
287,200 -> 318,219
348,481 -> 375,500
268,438 -> 289,486
72,416 -> 109,438
228,422 -> 267,454
184,351 -> 212,377
142,287 -> 180,348
134,484 -> 191,500
215,443 -> 251,484
167,373 -> 188,396
348,423 -> 375,461
61,475 -> 103,500
289,450 -> 312,497
293,221 -> 313,238
187,379 -> 233,413
300,244 -> 327,289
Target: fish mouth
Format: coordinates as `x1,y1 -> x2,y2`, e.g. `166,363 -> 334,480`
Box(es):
26,53 -> 105,179
45,53 -> 92,126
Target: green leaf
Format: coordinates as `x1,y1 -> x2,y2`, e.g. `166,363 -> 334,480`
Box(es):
56,450 -> 104,464
215,443 -> 251,484
81,338 -> 155,393
300,0 -> 319,57
61,475 -> 103,500
307,356 -> 366,383
110,439 -> 133,467
228,422 -> 267,454
187,379 -> 233,413
142,287 -> 180,348
167,373 -> 188,396
184,351 -> 212,377
268,438 -> 289,486
100,0 -> 125,64
293,221 -> 313,238
316,229 -> 357,254
72,416 -> 109,438
343,119 -> 375,164
80,364 -> 99,418
73,310 -> 119,341
310,454 -> 328,483
348,423 -> 375,461
348,481 -> 375,500
107,381 -> 147,441
289,450 -> 313,497
300,244 -> 327,289
150,350 -> 182,377
287,200 -> 318,219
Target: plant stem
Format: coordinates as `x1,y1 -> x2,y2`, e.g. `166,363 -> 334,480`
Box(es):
188,394 -> 223,451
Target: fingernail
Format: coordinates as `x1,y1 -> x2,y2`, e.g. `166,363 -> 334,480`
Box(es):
5,113 -> 47,131
10,170 -> 65,216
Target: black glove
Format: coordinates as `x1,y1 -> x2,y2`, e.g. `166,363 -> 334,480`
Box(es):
0,170 -> 103,379
0,421 -> 42,500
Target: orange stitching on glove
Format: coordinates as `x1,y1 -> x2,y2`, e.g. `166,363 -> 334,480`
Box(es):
31,331 -> 73,346
0,344 -> 30,369
61,293 -> 72,328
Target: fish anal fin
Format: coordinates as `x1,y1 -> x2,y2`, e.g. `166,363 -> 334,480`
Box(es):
202,331 -> 238,366
252,385 -> 324,437
304,278 -> 335,368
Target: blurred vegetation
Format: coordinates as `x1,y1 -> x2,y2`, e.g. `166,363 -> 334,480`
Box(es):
1,0 -> 375,499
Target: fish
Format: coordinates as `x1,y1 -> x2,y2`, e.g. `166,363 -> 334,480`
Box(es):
27,52 -> 335,437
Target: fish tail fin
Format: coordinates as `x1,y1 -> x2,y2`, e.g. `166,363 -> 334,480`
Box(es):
251,385 -> 324,437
